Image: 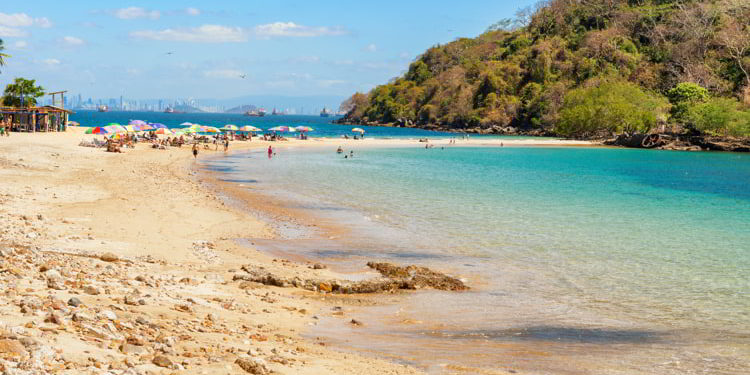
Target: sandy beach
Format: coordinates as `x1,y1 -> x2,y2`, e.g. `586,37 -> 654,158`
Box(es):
0,128 -> 591,374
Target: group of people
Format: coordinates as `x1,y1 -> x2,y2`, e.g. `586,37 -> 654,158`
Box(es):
336,146 -> 355,158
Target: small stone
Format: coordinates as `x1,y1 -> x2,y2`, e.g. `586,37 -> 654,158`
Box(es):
312,263 -> 326,270
124,294 -> 139,306
68,297 -> 82,307
235,358 -> 270,374
84,285 -> 101,295
72,312 -> 92,322
99,252 -> 119,262
318,282 -> 333,293
45,312 -> 63,325
152,355 -> 173,368
120,343 -> 148,355
350,319 -> 363,326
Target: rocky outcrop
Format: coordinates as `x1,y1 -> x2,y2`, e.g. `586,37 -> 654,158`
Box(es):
233,263 -> 468,294
605,133 -> 750,152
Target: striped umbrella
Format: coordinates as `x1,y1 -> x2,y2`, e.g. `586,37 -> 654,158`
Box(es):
68,121 -> 80,126
139,124 -> 154,131
268,126 -> 295,132
179,122 -> 193,127
124,125 -> 138,132
295,126 -> 314,132
239,125 -> 262,132
202,126 -> 220,133
222,124 -> 239,131
352,127 -> 365,133
129,120 -> 147,126
105,125 -> 128,134
149,123 -> 168,129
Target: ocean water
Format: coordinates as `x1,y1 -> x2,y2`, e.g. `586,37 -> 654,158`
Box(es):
207,145 -> 750,373
70,110 -> 536,139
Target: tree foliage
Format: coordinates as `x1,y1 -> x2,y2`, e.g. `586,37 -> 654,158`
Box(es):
340,0 -> 750,138
685,97 -> 750,137
557,81 -> 670,137
2,78 -> 45,107
0,39 -> 9,73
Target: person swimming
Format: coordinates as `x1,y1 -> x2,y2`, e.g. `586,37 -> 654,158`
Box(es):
337,146 -> 343,154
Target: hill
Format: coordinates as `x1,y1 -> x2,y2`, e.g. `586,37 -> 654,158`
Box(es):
339,0 -> 750,140
225,104 -> 257,114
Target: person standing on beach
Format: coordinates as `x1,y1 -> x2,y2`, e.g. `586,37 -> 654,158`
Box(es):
224,139 -> 229,153
192,143 -> 199,159
267,145 -> 273,158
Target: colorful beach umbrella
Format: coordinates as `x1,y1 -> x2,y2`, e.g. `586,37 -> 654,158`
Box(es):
154,128 -> 174,135
222,124 -> 239,131
202,126 -> 221,133
295,126 -> 314,132
85,127 -> 108,134
68,121 -> 80,126
179,122 -> 193,126
139,124 -> 154,131
352,127 -> 365,133
149,123 -> 167,129
129,120 -> 147,126
105,125 -> 127,134
239,125 -> 262,132
268,126 -> 295,132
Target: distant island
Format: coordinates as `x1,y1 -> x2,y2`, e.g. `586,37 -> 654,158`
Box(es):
339,0 -> 750,151
225,104 -> 258,114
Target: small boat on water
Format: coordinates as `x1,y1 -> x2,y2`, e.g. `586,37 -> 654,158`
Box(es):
98,105 -> 109,112
164,107 -> 175,113
320,106 -> 332,117
245,108 -> 267,117
271,107 -> 283,116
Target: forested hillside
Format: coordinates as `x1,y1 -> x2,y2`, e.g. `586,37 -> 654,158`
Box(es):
339,0 -> 750,139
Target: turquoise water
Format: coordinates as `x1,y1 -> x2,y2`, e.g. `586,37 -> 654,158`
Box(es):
208,146 -> 750,373
71,110 -> 537,139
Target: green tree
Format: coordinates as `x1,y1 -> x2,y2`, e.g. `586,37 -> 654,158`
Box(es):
0,39 -> 9,73
3,78 -> 45,107
668,82 -> 710,123
685,97 -> 750,137
557,81 -> 670,137
406,61 -> 431,85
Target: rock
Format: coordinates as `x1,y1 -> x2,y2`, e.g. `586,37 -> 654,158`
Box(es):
72,312 -> 92,322
152,355 -> 173,368
312,263 -> 326,270
84,285 -> 101,295
235,357 -> 270,374
68,297 -> 82,307
318,282 -> 333,293
99,252 -> 119,262
124,294 -> 139,306
120,343 -> 149,356
0,339 -> 28,358
45,312 -> 64,325
350,319 -> 363,326
100,310 -> 117,320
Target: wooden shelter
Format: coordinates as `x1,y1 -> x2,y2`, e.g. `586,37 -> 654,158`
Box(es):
0,106 -> 73,133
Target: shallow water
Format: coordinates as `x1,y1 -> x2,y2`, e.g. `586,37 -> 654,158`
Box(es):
206,146 -> 750,374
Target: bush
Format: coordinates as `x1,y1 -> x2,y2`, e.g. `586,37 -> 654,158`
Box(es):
685,97 -> 750,137
557,81 -> 669,137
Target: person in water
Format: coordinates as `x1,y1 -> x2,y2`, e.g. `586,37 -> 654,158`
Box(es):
267,145 -> 273,158
349,150 -> 354,158
337,146 -> 343,154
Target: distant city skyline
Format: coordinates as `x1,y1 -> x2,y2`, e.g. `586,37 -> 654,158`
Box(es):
0,1 -> 535,104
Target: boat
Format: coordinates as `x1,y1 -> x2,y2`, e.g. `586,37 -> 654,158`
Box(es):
97,105 -> 109,112
245,108 -> 267,117
258,108 -> 267,116
320,106 -> 333,117
271,107 -> 283,116
164,107 -> 175,113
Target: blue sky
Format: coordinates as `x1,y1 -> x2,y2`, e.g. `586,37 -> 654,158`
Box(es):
0,1 -> 535,102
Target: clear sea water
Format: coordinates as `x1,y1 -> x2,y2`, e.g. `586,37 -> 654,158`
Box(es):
206,145 -> 750,374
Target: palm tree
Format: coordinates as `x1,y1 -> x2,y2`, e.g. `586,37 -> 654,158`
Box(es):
0,39 -> 9,72
3,78 -> 45,107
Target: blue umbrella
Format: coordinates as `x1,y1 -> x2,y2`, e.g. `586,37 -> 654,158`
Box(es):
149,123 -> 168,129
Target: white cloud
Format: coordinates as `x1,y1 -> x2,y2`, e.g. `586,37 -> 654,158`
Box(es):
0,12 -> 52,35
131,25 -> 247,43
114,7 -> 160,20
185,8 -> 201,16
43,58 -> 60,66
62,36 -> 84,46
0,26 -> 26,37
35,17 -> 52,28
254,22 -> 346,38
366,43 -> 377,52
13,40 -> 28,48
0,13 -> 34,27
203,69 -> 244,79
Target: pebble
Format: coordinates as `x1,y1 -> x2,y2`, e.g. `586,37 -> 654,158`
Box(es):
99,252 -> 119,262
152,355 -> 173,368
68,297 -> 83,307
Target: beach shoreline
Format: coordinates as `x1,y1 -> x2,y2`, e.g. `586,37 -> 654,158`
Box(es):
3,127 -> 591,374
